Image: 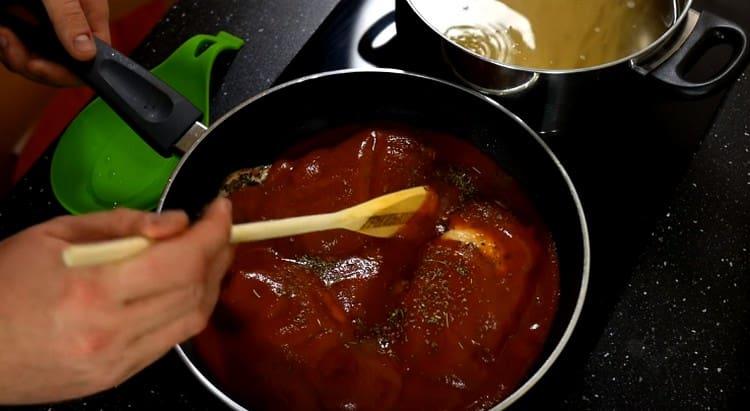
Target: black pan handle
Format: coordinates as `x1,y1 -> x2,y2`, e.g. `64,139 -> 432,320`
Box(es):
649,11 -> 749,96
0,1 -> 202,157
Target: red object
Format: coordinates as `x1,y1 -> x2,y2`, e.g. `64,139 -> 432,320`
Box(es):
194,126 -> 560,410
12,0 -> 172,182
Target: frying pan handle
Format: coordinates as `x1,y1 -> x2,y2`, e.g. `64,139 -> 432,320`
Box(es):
0,1 -> 202,157
638,10 -> 749,97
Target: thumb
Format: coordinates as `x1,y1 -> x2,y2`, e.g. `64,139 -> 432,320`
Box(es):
42,0 -> 96,61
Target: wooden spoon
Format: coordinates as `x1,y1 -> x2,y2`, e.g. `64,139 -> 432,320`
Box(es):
62,186 -> 431,268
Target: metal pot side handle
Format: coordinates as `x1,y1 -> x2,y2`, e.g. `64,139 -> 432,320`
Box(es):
358,11 -> 398,65
636,10 -> 749,97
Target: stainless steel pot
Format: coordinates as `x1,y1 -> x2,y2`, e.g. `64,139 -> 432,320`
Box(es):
398,0 -> 747,95
395,0 -> 749,131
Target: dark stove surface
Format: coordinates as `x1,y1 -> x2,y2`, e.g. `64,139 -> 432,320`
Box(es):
279,0 -> 750,409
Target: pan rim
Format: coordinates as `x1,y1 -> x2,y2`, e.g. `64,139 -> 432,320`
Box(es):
157,67 -> 591,411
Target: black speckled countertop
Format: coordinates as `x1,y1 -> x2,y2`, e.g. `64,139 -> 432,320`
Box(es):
1,0 -> 749,410
590,75 -> 750,409
550,70 -> 750,410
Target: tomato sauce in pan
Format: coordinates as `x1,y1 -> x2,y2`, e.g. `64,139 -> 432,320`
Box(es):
194,125 -> 560,410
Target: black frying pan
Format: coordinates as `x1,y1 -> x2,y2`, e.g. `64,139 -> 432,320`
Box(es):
0,3 -> 590,410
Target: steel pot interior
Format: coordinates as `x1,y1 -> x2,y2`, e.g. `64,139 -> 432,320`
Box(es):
402,0 -> 693,75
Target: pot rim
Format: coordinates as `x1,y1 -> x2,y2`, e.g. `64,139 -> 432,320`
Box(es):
158,68 -> 591,411
404,0 -> 693,74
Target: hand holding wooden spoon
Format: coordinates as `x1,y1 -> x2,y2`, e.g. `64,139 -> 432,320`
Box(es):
63,186 -> 431,268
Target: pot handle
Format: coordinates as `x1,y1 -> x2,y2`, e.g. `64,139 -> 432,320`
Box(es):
358,11 -> 399,66
642,10 -> 749,96
0,1 -> 202,157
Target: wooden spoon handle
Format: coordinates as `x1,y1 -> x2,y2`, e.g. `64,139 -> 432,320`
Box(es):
230,212 -> 342,242
63,237 -> 153,268
62,212 -> 344,268
61,186 -> 429,267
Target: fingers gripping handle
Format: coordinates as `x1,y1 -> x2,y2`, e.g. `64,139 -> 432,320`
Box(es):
0,1 -> 203,157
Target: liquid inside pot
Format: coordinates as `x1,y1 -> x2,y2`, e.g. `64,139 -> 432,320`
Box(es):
410,0 -> 675,70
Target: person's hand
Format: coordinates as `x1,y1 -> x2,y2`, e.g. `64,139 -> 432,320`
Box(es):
0,198 -> 234,404
0,0 -> 111,86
